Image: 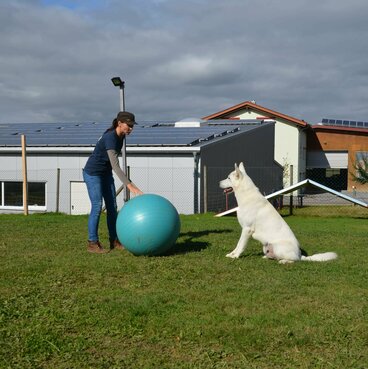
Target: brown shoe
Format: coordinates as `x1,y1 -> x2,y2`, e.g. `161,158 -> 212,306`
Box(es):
87,240 -> 108,254
110,239 -> 125,251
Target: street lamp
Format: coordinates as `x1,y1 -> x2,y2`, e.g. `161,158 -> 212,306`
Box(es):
111,76 -> 125,112
111,76 -> 128,201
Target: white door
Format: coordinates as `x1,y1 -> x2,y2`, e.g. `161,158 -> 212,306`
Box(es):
70,181 -> 90,215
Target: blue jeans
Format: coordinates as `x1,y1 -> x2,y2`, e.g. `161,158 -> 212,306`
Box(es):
83,170 -> 118,242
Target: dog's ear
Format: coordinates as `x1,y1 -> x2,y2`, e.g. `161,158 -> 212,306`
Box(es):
239,162 -> 246,174
235,163 -> 242,178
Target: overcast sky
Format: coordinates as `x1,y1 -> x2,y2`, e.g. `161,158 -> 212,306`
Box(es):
1,0 -> 368,124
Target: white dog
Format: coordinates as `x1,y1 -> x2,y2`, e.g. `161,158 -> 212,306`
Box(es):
219,162 -> 337,264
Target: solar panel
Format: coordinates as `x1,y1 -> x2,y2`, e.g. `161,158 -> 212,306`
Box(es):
126,127 -> 241,146
321,118 -> 368,129
0,121 -> 265,147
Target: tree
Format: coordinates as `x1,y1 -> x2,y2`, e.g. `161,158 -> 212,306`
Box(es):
351,154 -> 368,185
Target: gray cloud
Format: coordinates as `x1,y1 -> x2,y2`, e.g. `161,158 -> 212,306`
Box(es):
1,0 -> 368,123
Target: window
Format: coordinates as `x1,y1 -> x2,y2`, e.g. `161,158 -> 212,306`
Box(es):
0,181 -> 46,208
4,182 -> 23,206
326,169 -> 341,178
306,168 -> 347,191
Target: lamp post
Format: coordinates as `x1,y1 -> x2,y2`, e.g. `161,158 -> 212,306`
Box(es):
111,76 -> 128,201
111,76 -> 125,112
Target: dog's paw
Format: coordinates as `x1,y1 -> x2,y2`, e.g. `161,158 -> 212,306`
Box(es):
278,259 -> 294,264
226,252 -> 239,259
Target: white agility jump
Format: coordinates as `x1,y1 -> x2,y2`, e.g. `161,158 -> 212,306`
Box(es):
215,178 -> 368,217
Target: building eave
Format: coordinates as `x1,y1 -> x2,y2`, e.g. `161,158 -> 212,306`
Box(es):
0,146 -> 201,154
202,100 -> 308,127
311,125 -> 368,135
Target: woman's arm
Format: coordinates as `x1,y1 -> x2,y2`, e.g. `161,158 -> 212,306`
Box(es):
107,150 -> 143,195
107,149 -> 130,185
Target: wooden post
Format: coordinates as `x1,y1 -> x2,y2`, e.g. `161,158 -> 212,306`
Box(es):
21,135 -> 28,215
203,165 -> 207,213
289,165 -> 294,216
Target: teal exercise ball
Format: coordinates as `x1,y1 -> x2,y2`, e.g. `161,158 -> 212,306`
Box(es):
116,194 -> 181,256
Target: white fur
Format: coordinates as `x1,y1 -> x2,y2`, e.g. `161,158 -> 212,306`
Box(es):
219,162 -> 337,264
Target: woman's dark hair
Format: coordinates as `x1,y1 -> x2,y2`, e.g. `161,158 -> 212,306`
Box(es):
105,111 -> 136,132
105,118 -> 118,133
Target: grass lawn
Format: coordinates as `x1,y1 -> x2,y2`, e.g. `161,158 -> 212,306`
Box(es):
0,211 -> 367,369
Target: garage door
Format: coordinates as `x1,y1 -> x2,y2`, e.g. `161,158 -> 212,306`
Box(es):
70,181 -> 90,215
307,151 -> 348,169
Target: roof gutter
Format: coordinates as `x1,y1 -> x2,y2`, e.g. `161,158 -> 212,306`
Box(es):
0,146 -> 201,154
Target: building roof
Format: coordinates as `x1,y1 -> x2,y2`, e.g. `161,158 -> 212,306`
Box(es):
202,100 -> 308,127
314,118 -> 368,134
0,119 -> 274,149
312,124 -> 368,135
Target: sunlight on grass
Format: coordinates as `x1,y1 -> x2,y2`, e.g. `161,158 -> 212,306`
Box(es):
0,212 -> 367,368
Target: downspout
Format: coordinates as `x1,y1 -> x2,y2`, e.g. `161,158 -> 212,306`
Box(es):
193,152 -> 199,214
297,125 -> 309,200
299,125 -> 309,182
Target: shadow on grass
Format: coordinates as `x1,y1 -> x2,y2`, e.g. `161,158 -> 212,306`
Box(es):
244,247 -> 310,259
164,229 -> 233,256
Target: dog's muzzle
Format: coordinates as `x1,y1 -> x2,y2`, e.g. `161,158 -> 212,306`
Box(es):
223,187 -> 233,194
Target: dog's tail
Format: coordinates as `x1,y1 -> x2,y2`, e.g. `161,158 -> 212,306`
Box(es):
301,252 -> 337,262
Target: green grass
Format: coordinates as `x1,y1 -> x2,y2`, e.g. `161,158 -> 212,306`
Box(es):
0,212 -> 367,369
279,204 -> 368,218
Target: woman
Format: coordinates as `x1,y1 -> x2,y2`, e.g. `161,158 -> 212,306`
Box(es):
83,111 -> 143,253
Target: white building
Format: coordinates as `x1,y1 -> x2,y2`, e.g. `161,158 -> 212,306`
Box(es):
203,101 -> 308,187
0,118 -> 282,215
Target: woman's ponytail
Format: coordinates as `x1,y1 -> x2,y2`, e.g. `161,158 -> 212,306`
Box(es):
105,118 -> 118,132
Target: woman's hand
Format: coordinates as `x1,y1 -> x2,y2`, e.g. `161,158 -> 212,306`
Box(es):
127,183 -> 143,195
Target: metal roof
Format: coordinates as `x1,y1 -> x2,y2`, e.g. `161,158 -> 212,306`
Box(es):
0,119 -> 273,148
320,118 -> 368,129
